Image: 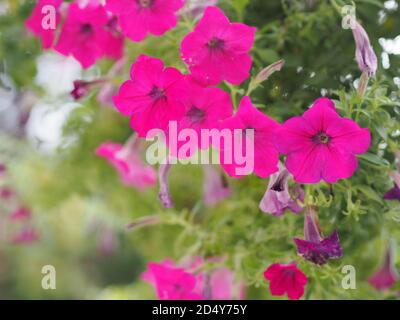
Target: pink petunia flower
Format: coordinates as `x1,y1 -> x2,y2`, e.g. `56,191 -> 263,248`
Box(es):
219,96 -> 280,178
167,79 -> 233,158
368,244 -> 398,291
294,206 -> 342,265
141,260 -> 203,300
54,2 -> 122,68
181,6 -> 256,86
96,136 -> 157,190
264,263 -> 308,300
105,0 -> 184,42
142,258 -> 244,300
273,97 -> 371,184
9,207 -> 32,221
113,55 -> 186,137
202,165 -> 231,206
25,0 -> 63,49
259,163 -> 303,216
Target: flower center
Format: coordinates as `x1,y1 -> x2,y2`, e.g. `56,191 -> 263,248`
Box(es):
313,132 -> 331,145
186,106 -> 205,123
149,86 -> 166,101
206,37 -> 225,50
80,23 -> 93,35
138,0 -> 153,8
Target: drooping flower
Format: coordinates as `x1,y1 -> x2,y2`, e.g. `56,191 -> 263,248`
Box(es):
351,18 -> 378,77
35,52 -> 83,97
259,163 -> 303,216
70,78 -> 108,100
11,228 -> 40,245
54,2 -> 122,68
294,206 -> 342,265
202,165 -> 231,206
96,136 -> 157,190
9,207 -> 32,221
141,260 -> 203,300
113,55 -> 186,137
368,243 -> 399,291
219,96 -> 280,178
97,58 -> 127,107
181,6 -> 256,86
0,163 -> 5,176
167,79 -> 233,158
25,0 -> 63,49
273,97 -> 371,184
105,0 -> 184,42
384,154 -> 400,201
264,263 -> 308,300
158,157 -> 174,208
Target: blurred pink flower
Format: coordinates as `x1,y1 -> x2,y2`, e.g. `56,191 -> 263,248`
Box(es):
113,55 -> 186,137
294,207 -> 342,265
219,96 -> 280,178
105,0 -> 184,42
202,165 -> 231,206
54,2 -> 123,68
142,258 -> 244,300
96,136 -> 157,190
273,97 -> 371,184
141,260 -> 203,300
259,163 -> 303,216
181,6 -> 256,86
264,263 -> 307,300
369,244 -> 398,291
9,207 -> 32,221
0,187 -> 14,200
25,0 -> 63,49
11,228 -> 40,245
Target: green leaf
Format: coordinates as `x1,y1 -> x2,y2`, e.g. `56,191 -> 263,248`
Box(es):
359,153 -> 390,167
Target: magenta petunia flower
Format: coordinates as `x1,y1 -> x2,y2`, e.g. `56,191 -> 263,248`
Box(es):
25,0 -> 63,49
9,207 -> 32,221
105,0 -> 184,42
96,137 -> 157,190
54,2 -> 122,68
181,6 -> 256,86
273,97 -> 371,184
368,244 -> 399,291
141,260 -> 203,300
142,258 -> 244,300
113,55 -> 186,137
202,165 -> 231,206
294,207 -> 342,265
264,263 -> 308,300
167,79 -> 233,158
259,163 -> 304,216
219,96 -> 280,178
